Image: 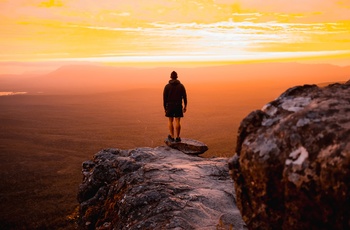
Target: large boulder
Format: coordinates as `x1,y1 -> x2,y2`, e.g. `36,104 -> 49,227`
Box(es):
77,146 -> 246,230
164,138 -> 208,155
229,82 -> 350,229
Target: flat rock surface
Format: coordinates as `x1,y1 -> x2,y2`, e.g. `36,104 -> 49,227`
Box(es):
229,82 -> 350,229
164,138 -> 209,155
77,146 -> 246,230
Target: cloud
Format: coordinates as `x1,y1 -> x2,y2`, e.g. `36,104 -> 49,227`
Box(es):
1,0 -> 349,26
112,12 -> 131,17
0,0 -> 349,63
78,19 -> 349,56
216,0 -> 346,12
215,0 -> 350,22
232,12 -> 262,17
39,0 -> 63,8
49,50 -> 350,64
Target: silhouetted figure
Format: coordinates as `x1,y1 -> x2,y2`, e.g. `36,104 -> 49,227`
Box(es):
163,71 -> 187,142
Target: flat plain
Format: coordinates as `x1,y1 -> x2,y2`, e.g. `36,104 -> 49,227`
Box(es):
0,86 -> 275,229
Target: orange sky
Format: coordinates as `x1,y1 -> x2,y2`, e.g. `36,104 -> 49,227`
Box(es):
0,0 -> 350,69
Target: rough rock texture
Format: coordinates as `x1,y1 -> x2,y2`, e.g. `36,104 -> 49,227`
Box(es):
77,146 -> 246,230
229,82 -> 350,229
164,138 -> 209,155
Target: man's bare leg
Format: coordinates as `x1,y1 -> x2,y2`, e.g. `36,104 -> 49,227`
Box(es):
168,117 -> 174,138
175,117 -> 181,138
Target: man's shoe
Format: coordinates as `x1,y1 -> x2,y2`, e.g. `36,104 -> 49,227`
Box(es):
175,137 -> 181,142
168,135 -> 175,142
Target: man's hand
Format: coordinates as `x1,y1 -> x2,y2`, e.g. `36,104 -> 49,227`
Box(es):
183,107 -> 187,113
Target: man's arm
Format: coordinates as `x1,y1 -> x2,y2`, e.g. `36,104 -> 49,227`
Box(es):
163,85 -> 168,111
182,85 -> 187,112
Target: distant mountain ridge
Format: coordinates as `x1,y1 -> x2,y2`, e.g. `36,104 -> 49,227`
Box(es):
0,62 -> 349,94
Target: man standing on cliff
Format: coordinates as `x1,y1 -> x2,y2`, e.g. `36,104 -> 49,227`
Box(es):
163,71 -> 187,142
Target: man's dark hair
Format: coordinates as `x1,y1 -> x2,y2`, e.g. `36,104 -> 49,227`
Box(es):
171,71 -> 178,79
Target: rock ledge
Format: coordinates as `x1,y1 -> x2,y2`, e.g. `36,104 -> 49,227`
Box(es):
77,146 -> 245,230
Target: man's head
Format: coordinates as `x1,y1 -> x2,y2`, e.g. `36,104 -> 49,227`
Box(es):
170,71 -> 178,79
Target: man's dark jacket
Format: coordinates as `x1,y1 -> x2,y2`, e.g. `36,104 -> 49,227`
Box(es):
163,79 -> 187,110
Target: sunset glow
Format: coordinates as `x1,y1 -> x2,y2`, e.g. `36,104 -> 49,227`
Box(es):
1,0 -> 350,66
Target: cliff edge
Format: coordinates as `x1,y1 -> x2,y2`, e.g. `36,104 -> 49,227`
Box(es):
77,80 -> 350,230
77,146 -> 246,229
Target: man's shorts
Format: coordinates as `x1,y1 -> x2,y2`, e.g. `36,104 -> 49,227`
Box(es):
165,103 -> 183,117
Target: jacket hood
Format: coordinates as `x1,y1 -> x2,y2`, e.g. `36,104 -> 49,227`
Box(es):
169,79 -> 180,85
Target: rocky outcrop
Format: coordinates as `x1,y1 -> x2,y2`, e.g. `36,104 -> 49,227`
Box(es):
77,146 -> 246,230
164,138 -> 209,155
229,82 -> 350,229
